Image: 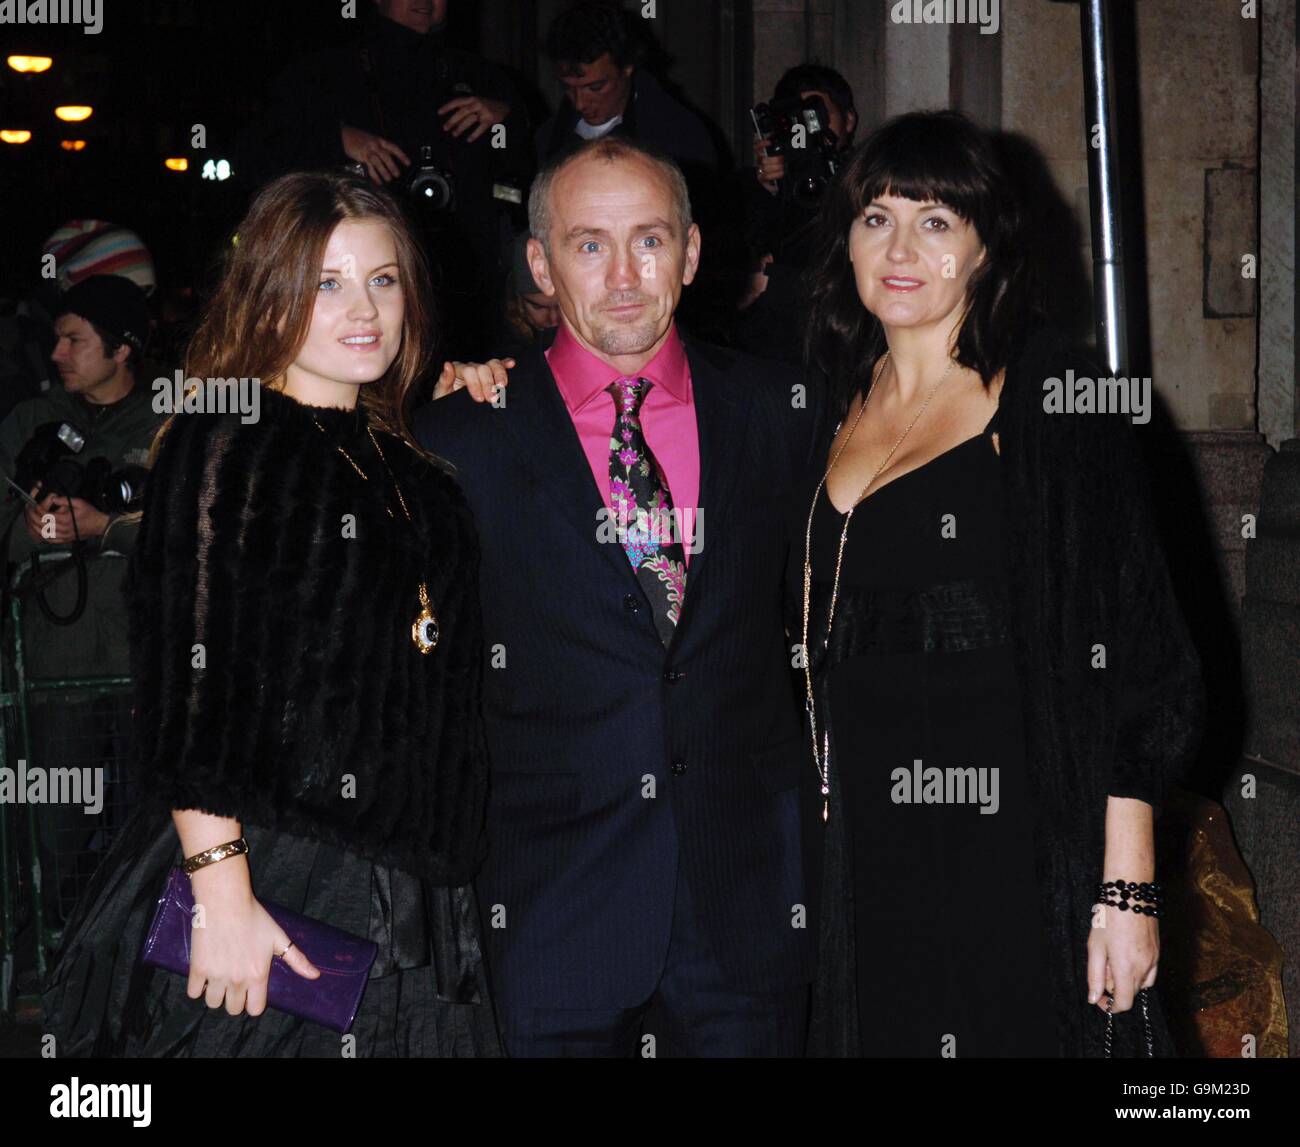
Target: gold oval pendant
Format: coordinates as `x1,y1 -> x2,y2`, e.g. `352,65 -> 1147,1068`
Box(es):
412,606 -> 439,654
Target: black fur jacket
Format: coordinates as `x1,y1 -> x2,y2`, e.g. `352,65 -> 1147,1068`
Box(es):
126,387 -> 489,884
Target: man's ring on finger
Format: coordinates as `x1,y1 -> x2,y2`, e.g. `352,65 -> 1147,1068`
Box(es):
277,939 -> 294,957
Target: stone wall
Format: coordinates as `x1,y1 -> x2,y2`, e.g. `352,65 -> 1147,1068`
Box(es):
1226,440 -> 1300,1056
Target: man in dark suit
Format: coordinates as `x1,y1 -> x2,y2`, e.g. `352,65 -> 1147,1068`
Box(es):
414,135 -> 819,1057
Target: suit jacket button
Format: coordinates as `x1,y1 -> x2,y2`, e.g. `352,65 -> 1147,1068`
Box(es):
623,594 -> 641,612
663,669 -> 682,683
670,759 -> 686,776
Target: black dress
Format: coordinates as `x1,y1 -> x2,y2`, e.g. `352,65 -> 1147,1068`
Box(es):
791,410 -> 1059,1057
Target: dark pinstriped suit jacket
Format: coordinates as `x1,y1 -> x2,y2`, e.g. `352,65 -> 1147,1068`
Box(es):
414,327 -> 822,1010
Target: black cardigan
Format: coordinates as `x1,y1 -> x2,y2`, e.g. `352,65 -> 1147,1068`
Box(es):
802,325 -> 1205,1056
126,387 -> 489,885
997,327 -> 1204,1055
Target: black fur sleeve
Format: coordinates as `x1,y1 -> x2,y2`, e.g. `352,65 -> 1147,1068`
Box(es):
126,413 -> 277,824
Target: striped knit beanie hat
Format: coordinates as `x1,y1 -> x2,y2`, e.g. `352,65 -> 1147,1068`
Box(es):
41,219 -> 156,295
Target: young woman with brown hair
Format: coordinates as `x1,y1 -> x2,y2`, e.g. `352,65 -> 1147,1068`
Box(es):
43,170 -> 500,1057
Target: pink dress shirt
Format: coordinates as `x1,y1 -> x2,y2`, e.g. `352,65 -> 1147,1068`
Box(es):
546,321 -> 701,564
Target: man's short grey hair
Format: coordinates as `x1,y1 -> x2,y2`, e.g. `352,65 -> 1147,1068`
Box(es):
528,136 -> 694,258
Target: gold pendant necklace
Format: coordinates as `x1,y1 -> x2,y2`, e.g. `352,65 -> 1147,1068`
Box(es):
314,418 -> 440,655
801,350 -> 957,820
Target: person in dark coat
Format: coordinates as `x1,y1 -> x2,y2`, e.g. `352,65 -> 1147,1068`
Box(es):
234,0 -> 532,360
42,171 -> 500,1057
534,2 -> 719,177
735,64 -> 860,363
793,109 -> 1204,1057
0,276 -> 164,922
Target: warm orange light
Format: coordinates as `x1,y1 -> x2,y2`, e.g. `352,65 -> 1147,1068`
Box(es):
7,55 -> 53,74
1,130 -> 33,144
60,139 -> 87,151
55,105 -> 92,122
164,157 -> 189,172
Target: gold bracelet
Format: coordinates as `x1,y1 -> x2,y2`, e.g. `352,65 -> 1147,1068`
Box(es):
181,836 -> 249,874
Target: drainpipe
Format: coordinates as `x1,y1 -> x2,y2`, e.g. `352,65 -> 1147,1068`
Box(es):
1079,0 -> 1129,375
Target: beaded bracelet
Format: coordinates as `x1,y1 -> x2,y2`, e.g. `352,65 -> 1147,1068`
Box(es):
1095,879 -> 1163,918
1097,879 -> 1163,902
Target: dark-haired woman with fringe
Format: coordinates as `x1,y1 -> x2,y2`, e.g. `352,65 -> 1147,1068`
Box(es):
43,171 -> 501,1057
793,110 -> 1202,1057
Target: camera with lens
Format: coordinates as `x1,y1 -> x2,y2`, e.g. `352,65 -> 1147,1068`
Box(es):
407,144 -> 457,212
750,94 -> 842,207
14,422 -> 147,516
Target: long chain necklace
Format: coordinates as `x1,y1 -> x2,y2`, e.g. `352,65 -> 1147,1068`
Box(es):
313,418 -> 440,655
800,350 -> 957,821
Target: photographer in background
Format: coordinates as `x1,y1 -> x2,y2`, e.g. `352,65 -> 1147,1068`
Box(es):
736,64 -> 858,362
236,0 -> 533,359
0,275 -> 164,917
1,221 -> 157,426
535,1 -> 719,175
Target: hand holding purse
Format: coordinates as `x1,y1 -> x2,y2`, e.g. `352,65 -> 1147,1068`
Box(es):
1103,987 -> 1155,1058
141,866 -> 378,1034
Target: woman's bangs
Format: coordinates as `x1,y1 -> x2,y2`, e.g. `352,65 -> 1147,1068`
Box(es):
853,151 -> 980,224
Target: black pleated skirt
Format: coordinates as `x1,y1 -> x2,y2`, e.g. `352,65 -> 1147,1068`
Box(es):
42,805 -> 502,1057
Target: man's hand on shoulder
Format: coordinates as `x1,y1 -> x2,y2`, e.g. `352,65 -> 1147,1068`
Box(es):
433,358 -> 516,403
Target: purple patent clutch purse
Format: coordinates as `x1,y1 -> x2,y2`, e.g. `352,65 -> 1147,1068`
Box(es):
141,865 -> 378,1034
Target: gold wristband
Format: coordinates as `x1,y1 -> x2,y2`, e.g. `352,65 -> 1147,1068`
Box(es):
181,836 -> 249,874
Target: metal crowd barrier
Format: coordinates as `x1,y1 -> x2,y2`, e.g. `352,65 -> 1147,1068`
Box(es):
0,555 -> 134,1022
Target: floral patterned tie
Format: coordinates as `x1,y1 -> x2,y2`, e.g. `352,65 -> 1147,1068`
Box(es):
608,376 -> 687,645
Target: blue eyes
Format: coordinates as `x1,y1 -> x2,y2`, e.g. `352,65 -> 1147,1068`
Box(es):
579,237 -> 662,254
318,273 -> 398,291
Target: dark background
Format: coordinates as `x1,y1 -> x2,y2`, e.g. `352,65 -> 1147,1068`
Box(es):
0,0 -> 505,296
0,0 -> 752,303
